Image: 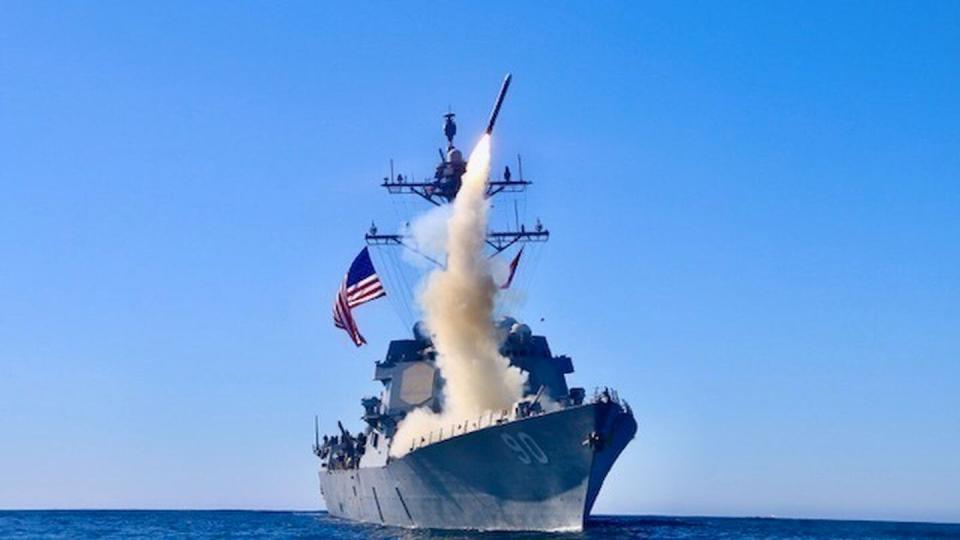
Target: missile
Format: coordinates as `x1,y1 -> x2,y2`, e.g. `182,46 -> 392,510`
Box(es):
485,73 -> 512,135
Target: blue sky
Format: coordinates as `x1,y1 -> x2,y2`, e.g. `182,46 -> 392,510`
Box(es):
1,1 -> 958,522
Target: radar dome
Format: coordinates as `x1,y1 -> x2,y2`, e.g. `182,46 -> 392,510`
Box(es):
412,321 -> 431,342
510,323 -> 532,344
497,316 -> 518,330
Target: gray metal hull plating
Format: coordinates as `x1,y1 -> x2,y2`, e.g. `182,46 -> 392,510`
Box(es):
319,402 -> 636,531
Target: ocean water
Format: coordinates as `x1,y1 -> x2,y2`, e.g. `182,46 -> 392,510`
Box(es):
1,511 -> 957,539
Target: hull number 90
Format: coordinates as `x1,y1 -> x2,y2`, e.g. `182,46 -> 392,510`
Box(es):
500,432 -> 549,464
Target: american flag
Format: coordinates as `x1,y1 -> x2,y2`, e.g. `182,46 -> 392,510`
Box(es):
333,247 -> 385,346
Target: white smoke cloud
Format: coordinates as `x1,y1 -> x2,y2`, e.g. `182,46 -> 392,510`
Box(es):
400,204 -> 452,269
391,135 -> 526,457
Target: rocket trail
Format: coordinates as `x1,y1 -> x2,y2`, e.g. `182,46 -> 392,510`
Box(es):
390,133 -> 526,457
391,74 -> 523,457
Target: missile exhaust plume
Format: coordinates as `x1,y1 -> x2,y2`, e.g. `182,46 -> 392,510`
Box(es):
391,133 -> 526,456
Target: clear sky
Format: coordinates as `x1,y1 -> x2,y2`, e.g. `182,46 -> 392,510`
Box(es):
2,1 -> 958,523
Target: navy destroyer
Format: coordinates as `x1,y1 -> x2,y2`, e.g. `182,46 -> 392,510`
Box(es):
315,75 -> 637,532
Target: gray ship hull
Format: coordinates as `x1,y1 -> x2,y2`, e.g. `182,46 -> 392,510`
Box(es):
319,401 -> 636,532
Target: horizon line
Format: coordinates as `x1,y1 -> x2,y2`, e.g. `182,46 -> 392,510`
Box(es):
0,508 -> 956,526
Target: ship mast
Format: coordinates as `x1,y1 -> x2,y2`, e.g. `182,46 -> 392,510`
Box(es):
365,74 -> 549,257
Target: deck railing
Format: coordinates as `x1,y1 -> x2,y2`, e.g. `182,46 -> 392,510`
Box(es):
405,387 -> 631,453
409,408 -> 516,452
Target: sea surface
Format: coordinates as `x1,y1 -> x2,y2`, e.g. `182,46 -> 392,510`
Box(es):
1,511 -> 957,539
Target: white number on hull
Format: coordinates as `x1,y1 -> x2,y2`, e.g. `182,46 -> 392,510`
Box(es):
500,432 -> 549,464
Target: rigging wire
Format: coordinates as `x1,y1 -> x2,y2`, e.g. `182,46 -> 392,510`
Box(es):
369,246 -> 412,331
376,162 -> 433,330
385,245 -> 419,330
395,253 -> 419,330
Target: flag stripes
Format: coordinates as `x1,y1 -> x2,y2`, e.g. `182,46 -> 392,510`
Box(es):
333,248 -> 385,346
